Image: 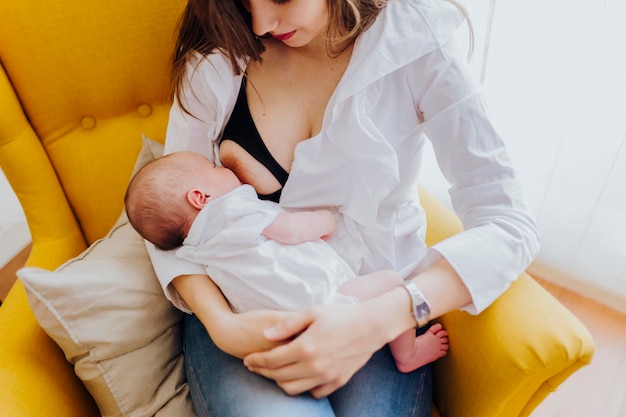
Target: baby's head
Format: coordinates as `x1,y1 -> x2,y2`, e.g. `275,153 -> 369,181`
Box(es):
125,151 -> 240,250
125,152 -> 198,250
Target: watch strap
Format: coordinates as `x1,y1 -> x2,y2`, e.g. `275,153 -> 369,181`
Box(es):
402,281 -> 431,328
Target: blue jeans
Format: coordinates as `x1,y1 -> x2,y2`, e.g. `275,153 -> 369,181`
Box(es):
183,314 -> 433,417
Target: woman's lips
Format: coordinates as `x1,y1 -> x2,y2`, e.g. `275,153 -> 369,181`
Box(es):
273,30 -> 296,41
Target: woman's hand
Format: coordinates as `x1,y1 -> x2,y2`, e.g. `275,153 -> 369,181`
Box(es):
243,289 -> 414,398
211,308 -> 299,358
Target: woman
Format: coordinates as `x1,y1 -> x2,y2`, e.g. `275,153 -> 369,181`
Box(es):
147,0 -> 540,416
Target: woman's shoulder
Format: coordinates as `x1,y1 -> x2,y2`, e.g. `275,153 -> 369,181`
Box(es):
376,0 -> 465,44
175,49 -> 245,123
354,0 -> 465,59
185,50 -> 247,84
340,0 -> 464,96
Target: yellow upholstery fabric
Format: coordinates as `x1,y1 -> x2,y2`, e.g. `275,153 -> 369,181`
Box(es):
420,191 -> 594,416
0,0 -> 177,245
0,0 -> 594,416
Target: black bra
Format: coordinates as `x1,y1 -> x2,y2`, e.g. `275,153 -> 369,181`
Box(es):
221,78 -> 288,203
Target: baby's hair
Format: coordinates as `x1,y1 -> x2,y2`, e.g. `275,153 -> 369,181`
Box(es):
125,154 -> 196,250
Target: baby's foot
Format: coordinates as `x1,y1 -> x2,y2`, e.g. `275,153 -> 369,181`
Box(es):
395,323 -> 449,373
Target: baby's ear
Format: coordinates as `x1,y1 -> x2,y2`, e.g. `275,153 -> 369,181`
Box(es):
187,189 -> 209,209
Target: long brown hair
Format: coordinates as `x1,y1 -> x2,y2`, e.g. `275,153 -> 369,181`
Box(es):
170,0 -> 387,111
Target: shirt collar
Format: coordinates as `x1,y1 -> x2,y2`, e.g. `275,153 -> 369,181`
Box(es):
333,0 -> 464,105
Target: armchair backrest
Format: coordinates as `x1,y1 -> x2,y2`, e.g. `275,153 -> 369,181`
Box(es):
0,0 -> 186,267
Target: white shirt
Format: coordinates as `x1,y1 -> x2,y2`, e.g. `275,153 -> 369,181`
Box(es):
149,0 -> 540,315
176,185 -> 356,314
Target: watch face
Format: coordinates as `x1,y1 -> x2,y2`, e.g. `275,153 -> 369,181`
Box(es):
415,301 -> 431,326
404,281 -> 430,327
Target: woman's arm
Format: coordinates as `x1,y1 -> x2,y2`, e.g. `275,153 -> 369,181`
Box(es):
414,39 -> 540,313
148,242 -> 294,358
243,258 -> 470,398
172,273 -> 296,358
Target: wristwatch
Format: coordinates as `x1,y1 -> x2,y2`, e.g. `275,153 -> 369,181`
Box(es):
402,281 -> 431,328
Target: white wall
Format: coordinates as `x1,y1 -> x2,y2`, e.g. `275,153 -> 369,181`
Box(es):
421,0 -> 626,313
0,168 -> 30,267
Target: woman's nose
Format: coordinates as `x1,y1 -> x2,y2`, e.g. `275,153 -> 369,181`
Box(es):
249,2 -> 279,36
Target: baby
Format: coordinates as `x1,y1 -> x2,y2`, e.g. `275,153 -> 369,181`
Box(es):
125,151 -> 448,373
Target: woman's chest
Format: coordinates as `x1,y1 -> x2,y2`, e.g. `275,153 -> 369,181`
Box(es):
220,47 -> 352,193
246,54 -> 348,154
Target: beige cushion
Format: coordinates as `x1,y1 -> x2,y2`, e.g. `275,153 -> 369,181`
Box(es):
18,137 -> 196,417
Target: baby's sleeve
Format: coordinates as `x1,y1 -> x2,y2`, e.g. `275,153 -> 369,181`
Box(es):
145,240 -> 206,314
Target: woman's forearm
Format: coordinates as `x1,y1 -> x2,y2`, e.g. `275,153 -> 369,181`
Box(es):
355,258 -> 471,345
409,257 -> 472,320
172,273 -> 233,334
172,273 -> 294,358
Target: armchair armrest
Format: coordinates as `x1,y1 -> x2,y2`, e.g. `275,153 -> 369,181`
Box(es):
0,64 -> 87,270
0,62 -> 97,416
0,282 -> 99,417
434,274 -> 594,417
419,188 -> 594,417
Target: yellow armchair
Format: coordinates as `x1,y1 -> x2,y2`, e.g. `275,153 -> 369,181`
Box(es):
0,0 -> 594,416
